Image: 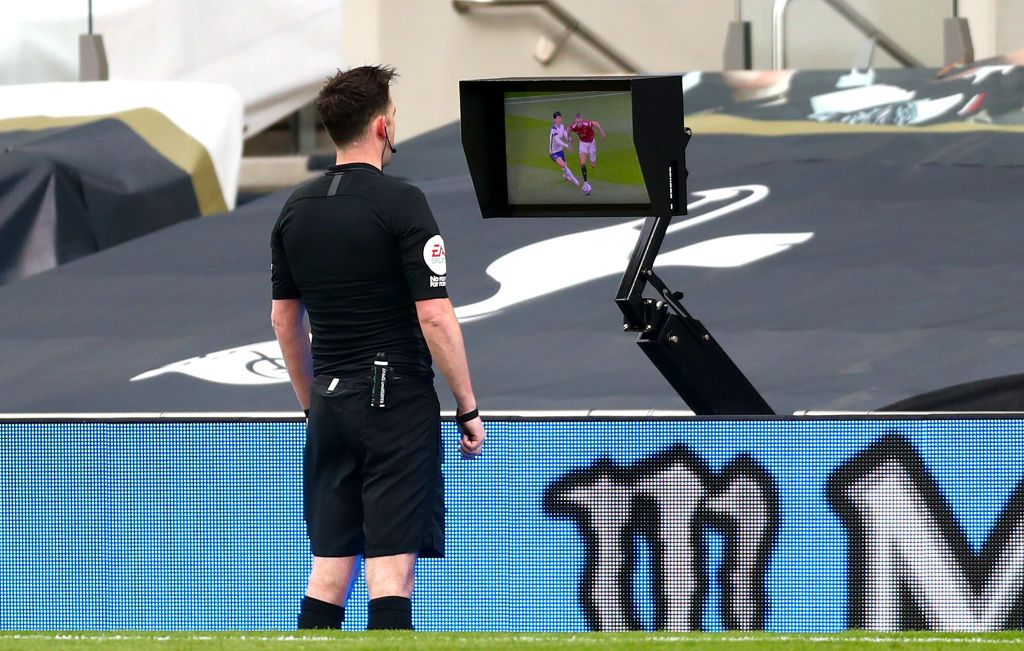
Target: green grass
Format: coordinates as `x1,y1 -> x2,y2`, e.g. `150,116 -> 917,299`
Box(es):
503,91 -> 649,205
4,631 -> 1024,651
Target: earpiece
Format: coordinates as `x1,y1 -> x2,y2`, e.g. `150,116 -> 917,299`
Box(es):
384,120 -> 397,154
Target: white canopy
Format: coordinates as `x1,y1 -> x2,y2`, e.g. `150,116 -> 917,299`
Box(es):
0,0 -> 344,138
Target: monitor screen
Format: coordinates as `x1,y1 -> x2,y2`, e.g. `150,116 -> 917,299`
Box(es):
461,75 -> 686,218
503,90 -> 651,206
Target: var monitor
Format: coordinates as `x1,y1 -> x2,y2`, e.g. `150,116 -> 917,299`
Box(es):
460,76 -> 688,218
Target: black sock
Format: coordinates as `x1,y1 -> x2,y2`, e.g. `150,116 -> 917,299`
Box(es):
581,165 -> 588,182
297,595 -> 344,629
367,596 -> 413,630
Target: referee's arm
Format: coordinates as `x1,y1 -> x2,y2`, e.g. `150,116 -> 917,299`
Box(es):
416,298 -> 486,457
271,298 -> 314,414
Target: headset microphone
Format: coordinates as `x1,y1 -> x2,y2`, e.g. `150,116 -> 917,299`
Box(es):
384,124 -> 397,154
380,120 -> 397,168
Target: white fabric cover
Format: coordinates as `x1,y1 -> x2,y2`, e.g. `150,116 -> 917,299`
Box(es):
0,0 -> 344,138
0,81 -> 245,209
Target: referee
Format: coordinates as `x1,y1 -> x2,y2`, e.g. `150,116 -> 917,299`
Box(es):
270,65 -> 485,631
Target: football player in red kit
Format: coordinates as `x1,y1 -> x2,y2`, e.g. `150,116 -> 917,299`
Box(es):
570,112 -> 606,190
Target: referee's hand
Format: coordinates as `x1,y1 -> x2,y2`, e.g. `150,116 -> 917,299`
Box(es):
458,414 -> 486,460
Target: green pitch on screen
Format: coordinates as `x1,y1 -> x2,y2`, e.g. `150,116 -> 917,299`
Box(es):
504,90 -> 650,206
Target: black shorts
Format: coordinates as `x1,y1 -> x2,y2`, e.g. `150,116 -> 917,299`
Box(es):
305,373 -> 444,558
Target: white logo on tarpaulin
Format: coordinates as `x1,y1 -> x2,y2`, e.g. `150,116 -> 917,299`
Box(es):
423,235 -> 447,275
454,184 -> 810,321
133,185 -> 813,386
131,340 -> 290,385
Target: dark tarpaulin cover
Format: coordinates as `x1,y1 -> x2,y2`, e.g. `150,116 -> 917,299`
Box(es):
1,64 -> 1023,414
0,118 -> 201,285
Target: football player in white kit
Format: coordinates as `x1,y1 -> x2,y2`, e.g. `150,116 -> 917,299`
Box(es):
548,111 -> 580,188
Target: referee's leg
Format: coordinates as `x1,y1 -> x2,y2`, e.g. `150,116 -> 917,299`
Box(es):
298,555 -> 359,629
358,378 -> 440,630
365,553 -> 417,630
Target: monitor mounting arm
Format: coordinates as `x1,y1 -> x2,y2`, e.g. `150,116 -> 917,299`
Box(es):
615,211 -> 775,416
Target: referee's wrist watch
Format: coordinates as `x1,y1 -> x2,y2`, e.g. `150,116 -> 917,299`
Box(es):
456,408 -> 479,424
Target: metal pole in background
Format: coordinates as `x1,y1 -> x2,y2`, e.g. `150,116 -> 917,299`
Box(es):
943,16 -> 974,65
772,0 -> 791,69
80,0 -> 109,81
724,0 -> 752,69
724,21 -> 753,70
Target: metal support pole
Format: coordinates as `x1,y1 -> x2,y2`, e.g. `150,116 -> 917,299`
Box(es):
79,0 -> 108,81
292,104 -> 320,154
943,16 -> 974,66
724,20 -> 753,70
772,0 -> 791,69
79,35 -> 109,81
615,215 -> 774,416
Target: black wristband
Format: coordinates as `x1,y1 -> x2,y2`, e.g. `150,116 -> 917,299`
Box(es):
456,408 -> 479,424
303,409 -> 310,418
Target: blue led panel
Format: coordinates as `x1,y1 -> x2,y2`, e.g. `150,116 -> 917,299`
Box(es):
2,418 -> 1023,631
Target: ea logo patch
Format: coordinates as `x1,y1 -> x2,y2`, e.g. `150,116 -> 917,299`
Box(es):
423,235 -> 447,275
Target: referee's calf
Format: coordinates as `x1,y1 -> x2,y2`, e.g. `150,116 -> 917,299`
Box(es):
270,64 -> 485,631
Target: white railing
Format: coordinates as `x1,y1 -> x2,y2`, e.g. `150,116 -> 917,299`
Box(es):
452,0 -> 642,73
772,0 -> 926,69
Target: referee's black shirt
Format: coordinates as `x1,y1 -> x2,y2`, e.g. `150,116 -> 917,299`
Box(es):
270,163 -> 448,379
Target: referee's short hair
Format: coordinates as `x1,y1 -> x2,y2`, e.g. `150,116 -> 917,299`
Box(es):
317,64 -> 398,147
